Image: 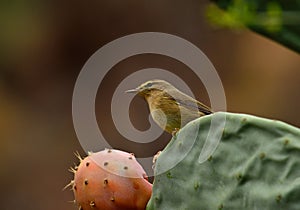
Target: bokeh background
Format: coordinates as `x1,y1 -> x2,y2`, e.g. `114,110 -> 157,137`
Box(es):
1,0 -> 299,209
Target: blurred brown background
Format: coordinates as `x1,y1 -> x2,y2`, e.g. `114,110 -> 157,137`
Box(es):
0,0 -> 299,209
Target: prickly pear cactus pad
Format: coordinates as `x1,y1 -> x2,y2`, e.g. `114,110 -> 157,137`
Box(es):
147,112 -> 300,210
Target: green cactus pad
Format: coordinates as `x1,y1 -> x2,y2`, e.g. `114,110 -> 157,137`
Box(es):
147,112 -> 300,210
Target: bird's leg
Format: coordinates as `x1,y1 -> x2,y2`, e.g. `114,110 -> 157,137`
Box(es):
172,128 -> 180,136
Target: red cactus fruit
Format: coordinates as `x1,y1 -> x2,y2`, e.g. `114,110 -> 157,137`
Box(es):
69,149 -> 152,210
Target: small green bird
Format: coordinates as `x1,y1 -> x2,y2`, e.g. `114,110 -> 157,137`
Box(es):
126,79 -> 213,134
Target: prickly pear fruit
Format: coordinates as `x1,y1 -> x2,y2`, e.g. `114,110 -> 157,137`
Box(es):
70,149 -> 152,210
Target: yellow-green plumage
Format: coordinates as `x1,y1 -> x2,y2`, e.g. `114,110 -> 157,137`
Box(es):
126,79 -> 213,134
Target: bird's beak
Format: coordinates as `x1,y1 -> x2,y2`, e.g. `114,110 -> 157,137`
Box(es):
125,88 -> 138,93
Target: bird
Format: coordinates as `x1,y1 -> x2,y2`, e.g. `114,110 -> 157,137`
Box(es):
126,79 -> 213,134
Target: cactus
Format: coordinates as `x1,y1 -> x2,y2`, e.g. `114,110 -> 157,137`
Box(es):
69,149 -> 152,210
147,112 -> 300,210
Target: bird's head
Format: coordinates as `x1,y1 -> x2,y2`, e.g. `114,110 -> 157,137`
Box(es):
125,79 -> 173,97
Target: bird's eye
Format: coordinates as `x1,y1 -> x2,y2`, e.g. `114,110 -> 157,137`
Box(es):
144,82 -> 153,88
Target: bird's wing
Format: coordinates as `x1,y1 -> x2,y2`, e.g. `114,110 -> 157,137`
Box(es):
177,98 -> 213,115
163,91 -> 213,115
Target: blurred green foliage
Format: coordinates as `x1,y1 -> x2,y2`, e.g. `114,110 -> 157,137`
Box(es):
206,0 -> 300,53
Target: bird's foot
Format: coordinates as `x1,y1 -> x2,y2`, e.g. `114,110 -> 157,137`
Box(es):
172,128 -> 180,136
